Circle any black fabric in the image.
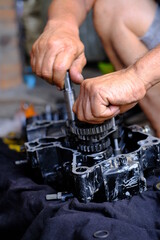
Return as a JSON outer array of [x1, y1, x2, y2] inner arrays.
[[0, 139, 160, 240]]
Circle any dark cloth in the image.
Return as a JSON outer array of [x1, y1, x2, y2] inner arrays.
[[0, 140, 160, 240]]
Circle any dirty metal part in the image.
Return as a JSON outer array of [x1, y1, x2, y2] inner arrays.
[[15, 159, 28, 165], [70, 119, 113, 136], [25, 119, 160, 202], [46, 192, 73, 201], [26, 119, 66, 142], [112, 117, 121, 155], [24, 77, 160, 202], [26, 103, 68, 142], [93, 230, 109, 239], [63, 71, 75, 121]]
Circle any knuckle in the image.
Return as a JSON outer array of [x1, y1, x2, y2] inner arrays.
[[47, 39, 56, 49], [81, 80, 87, 88], [47, 57, 54, 67], [53, 62, 67, 72], [82, 80, 91, 92], [38, 40, 45, 50], [41, 70, 50, 79], [70, 45, 78, 55], [90, 84, 98, 95]]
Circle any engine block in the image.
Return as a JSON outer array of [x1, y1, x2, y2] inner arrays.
[[25, 112, 160, 203]]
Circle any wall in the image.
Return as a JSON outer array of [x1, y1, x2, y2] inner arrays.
[[0, 0, 22, 90]]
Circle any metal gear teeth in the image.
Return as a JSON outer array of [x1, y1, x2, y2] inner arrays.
[[70, 119, 113, 136], [77, 138, 110, 153]]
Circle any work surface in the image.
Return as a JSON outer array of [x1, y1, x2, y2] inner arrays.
[[0, 139, 160, 240]]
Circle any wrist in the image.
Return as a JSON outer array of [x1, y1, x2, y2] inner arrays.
[[133, 57, 152, 91], [126, 65, 147, 101], [46, 19, 80, 36], [133, 47, 160, 91]]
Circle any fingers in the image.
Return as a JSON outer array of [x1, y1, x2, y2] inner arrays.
[[32, 50, 86, 88], [73, 90, 135, 123], [73, 99, 120, 123], [52, 48, 84, 89], [70, 53, 87, 84], [73, 85, 120, 123], [72, 67, 141, 123], [30, 37, 86, 88], [31, 37, 47, 76]]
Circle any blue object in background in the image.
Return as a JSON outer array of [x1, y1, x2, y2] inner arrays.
[[24, 66, 36, 89]]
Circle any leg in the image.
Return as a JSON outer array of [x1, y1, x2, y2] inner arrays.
[[93, 0, 160, 137]]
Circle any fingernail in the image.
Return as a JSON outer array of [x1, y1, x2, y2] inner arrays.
[[78, 73, 84, 81]]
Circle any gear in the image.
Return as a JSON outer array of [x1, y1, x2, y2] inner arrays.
[[77, 138, 111, 153], [70, 119, 113, 136]]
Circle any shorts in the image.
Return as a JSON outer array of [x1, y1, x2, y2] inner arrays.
[[140, 4, 160, 49]]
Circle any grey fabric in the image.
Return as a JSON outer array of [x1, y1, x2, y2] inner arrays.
[[140, 4, 160, 49]]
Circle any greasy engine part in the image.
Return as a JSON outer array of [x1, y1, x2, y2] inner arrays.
[[25, 116, 160, 203], [24, 73, 160, 202]]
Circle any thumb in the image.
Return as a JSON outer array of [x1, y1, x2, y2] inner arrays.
[[70, 53, 86, 84], [101, 105, 120, 118]]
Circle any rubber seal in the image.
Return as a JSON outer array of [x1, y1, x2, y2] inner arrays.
[[93, 230, 109, 238]]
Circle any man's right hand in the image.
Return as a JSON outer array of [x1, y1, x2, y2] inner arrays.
[[30, 20, 86, 89]]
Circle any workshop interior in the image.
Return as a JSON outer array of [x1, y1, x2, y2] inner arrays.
[[0, 0, 160, 240]]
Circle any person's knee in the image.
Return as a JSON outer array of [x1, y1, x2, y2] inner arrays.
[[93, 0, 126, 42], [93, 0, 157, 40]]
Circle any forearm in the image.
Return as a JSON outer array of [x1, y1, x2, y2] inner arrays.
[[134, 44, 160, 90], [48, 0, 95, 29]]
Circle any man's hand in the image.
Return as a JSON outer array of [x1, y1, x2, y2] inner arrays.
[[73, 67, 146, 123], [30, 20, 86, 89]]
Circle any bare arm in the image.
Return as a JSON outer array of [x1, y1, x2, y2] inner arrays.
[[134, 44, 160, 90], [73, 44, 160, 123], [48, 0, 95, 26], [31, 0, 95, 88]]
